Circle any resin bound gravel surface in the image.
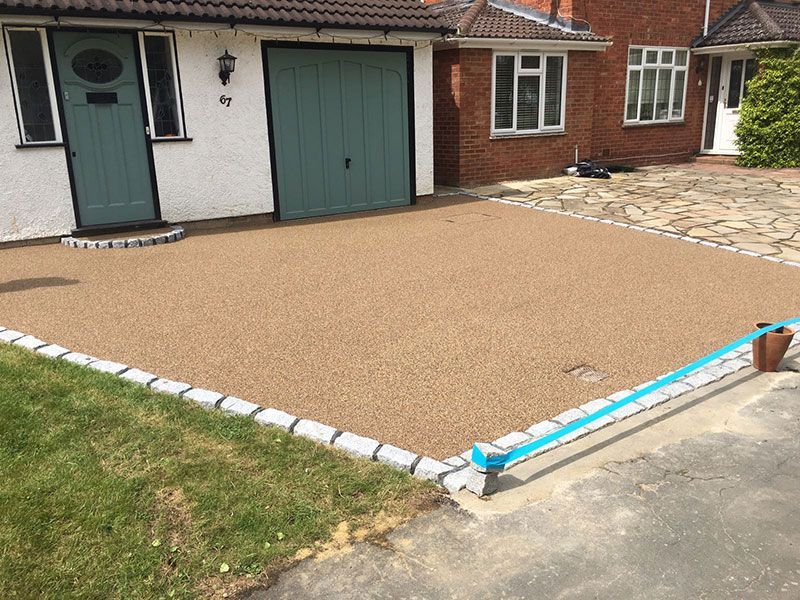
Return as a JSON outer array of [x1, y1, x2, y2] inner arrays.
[[1, 195, 799, 458]]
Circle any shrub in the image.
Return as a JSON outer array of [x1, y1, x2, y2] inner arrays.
[[736, 46, 800, 168]]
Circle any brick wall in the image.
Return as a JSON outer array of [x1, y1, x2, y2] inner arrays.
[[430, 0, 745, 186], [585, 0, 740, 167], [433, 48, 462, 185], [433, 48, 598, 186]]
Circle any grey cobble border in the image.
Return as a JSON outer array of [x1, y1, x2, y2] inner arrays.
[[436, 190, 800, 270], [429, 190, 800, 493], [3, 320, 797, 496], [61, 225, 185, 250], [439, 331, 800, 494], [0, 325, 455, 487]]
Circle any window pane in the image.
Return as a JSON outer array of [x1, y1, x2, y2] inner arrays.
[[144, 35, 181, 137], [639, 68, 657, 120], [743, 59, 758, 99], [660, 50, 674, 65], [676, 50, 688, 66], [645, 50, 658, 64], [493, 55, 514, 130], [516, 75, 540, 130], [543, 56, 563, 127], [672, 70, 685, 118], [728, 59, 743, 109], [626, 70, 640, 120], [8, 30, 55, 142], [655, 68, 672, 120], [628, 48, 643, 66], [520, 55, 540, 70]]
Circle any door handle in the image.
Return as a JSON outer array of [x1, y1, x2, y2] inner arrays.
[[345, 157, 351, 169]]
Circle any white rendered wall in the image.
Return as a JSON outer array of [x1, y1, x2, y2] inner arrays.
[[0, 20, 75, 242], [0, 18, 435, 241], [153, 29, 272, 223], [413, 45, 434, 196]]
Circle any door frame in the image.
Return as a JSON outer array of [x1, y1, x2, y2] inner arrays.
[[700, 50, 754, 156], [47, 27, 163, 234], [261, 40, 417, 222]]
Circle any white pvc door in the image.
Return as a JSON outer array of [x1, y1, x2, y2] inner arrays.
[[713, 54, 757, 154]]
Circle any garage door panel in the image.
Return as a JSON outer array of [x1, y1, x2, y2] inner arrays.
[[381, 68, 409, 203], [266, 46, 411, 220], [297, 63, 330, 213], [274, 68, 305, 218], [364, 65, 388, 205], [321, 61, 348, 210], [342, 61, 369, 208]]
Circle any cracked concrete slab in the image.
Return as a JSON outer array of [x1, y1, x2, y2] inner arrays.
[[249, 353, 800, 599]]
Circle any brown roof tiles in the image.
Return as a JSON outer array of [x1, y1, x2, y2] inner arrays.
[[431, 0, 608, 42], [696, 0, 800, 47], [0, 0, 453, 32]]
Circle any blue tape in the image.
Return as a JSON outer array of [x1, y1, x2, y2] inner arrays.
[[472, 318, 800, 471]]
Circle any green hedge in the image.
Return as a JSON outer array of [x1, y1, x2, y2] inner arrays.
[[736, 46, 800, 168]]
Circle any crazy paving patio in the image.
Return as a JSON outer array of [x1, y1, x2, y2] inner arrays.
[[470, 163, 800, 262], [1, 190, 799, 459]]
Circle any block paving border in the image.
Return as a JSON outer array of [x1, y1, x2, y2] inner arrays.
[[431, 189, 800, 493], [5, 192, 798, 495], [438, 190, 800, 270], [0, 325, 452, 485], [61, 225, 185, 249], [4, 317, 796, 496]]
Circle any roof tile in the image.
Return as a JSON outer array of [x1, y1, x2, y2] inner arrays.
[[0, 0, 452, 32], [431, 0, 607, 42], [697, 0, 800, 47]]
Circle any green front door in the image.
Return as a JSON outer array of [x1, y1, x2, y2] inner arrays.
[[52, 31, 156, 227], [266, 47, 411, 220]]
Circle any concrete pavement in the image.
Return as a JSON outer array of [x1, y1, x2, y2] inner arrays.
[[251, 353, 800, 599]]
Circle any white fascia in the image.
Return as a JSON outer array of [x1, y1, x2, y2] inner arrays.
[[692, 40, 795, 54], [0, 14, 445, 42], [436, 37, 611, 52]]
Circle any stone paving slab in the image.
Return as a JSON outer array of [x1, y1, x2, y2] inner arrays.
[[469, 164, 800, 261]]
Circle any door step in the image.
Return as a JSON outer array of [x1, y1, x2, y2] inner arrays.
[[694, 154, 738, 166]]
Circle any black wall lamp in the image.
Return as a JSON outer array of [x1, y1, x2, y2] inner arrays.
[[218, 49, 237, 85]]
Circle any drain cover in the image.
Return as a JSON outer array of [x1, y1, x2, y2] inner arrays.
[[443, 213, 499, 224], [565, 364, 609, 383]]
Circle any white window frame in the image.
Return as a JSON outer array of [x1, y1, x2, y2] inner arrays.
[[138, 31, 186, 140], [3, 26, 62, 145], [624, 45, 689, 125], [491, 51, 568, 136]]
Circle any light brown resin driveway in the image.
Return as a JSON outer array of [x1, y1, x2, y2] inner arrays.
[[2, 196, 799, 458]]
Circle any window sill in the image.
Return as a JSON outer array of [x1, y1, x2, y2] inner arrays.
[[490, 130, 566, 140], [622, 120, 685, 129], [151, 136, 193, 143], [15, 142, 64, 149]]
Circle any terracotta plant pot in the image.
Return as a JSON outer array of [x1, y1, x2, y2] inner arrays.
[[752, 322, 795, 372]]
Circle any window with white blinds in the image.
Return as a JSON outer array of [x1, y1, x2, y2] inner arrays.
[[492, 52, 567, 135]]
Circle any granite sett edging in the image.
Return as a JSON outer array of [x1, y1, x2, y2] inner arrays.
[[61, 225, 185, 249], [0, 325, 457, 487], [436, 329, 800, 494], [437, 190, 800, 270]]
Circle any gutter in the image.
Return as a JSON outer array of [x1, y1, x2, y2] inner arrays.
[[692, 39, 797, 54], [0, 7, 455, 36], [436, 37, 612, 52]]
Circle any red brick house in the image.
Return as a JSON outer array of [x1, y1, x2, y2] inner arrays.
[[427, 0, 800, 186]]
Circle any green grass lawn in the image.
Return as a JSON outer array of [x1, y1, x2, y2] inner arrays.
[[0, 343, 435, 599]]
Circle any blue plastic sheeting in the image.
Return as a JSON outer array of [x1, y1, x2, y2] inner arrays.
[[472, 318, 800, 471]]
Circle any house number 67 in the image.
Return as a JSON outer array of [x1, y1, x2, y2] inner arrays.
[[219, 95, 232, 107]]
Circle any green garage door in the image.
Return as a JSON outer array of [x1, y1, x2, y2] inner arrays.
[[266, 47, 411, 220]]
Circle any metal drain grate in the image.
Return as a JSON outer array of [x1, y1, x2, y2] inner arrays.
[[443, 213, 499, 224], [565, 364, 609, 383]]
